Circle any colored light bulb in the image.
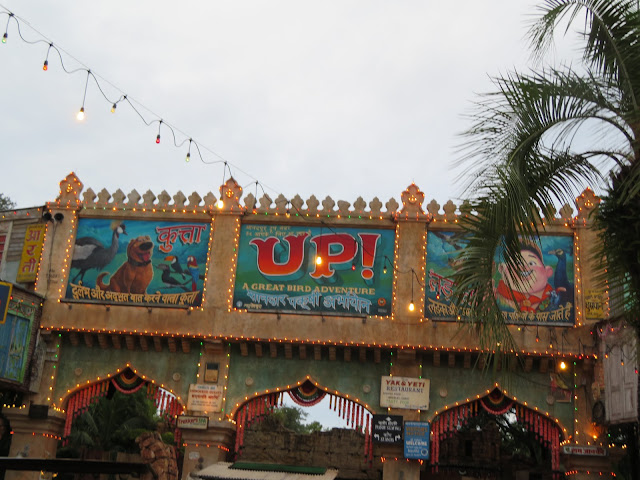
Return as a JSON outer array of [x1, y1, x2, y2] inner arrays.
[[217, 200, 224, 209], [43, 60, 48, 71], [156, 134, 161, 144], [383, 265, 387, 274], [2, 33, 7, 43], [111, 103, 117, 113], [186, 152, 191, 162], [408, 301, 415, 312], [76, 107, 85, 121]]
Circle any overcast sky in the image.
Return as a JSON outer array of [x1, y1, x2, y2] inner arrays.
[[1, 1, 571, 210]]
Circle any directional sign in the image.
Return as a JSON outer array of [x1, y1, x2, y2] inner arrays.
[[372, 414, 403, 445]]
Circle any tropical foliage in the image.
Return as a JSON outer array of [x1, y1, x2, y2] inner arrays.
[[452, 0, 640, 349], [258, 406, 324, 434], [58, 390, 159, 459]]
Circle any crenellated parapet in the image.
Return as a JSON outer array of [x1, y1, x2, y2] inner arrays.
[[48, 173, 603, 224]]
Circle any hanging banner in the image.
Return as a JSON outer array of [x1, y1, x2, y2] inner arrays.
[[16, 224, 46, 283], [66, 218, 210, 308], [233, 224, 394, 316], [404, 421, 430, 460], [372, 414, 403, 445], [380, 376, 430, 410], [426, 231, 575, 325]]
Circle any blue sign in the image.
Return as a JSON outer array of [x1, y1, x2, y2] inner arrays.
[[404, 421, 430, 460]]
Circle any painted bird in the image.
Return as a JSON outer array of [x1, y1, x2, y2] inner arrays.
[[187, 256, 199, 292], [164, 255, 187, 279], [156, 264, 191, 290], [71, 222, 127, 284]]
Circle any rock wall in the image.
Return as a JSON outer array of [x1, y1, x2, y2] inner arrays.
[[137, 432, 179, 480], [239, 426, 380, 479]]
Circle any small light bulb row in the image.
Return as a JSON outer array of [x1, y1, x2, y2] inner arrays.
[[228, 218, 241, 313], [231, 374, 372, 419], [57, 211, 77, 303], [56, 362, 181, 409], [217, 343, 231, 421]]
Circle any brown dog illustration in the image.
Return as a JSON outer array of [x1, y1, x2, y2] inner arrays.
[[96, 236, 154, 294]]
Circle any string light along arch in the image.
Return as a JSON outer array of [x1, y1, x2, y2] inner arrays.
[[231, 375, 376, 460], [427, 385, 566, 475], [59, 363, 185, 444]]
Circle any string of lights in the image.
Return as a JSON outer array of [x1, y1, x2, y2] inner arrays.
[[0, 6, 282, 197]]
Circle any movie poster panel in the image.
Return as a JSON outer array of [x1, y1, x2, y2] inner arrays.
[[233, 224, 394, 316], [66, 218, 211, 308], [426, 231, 574, 325]]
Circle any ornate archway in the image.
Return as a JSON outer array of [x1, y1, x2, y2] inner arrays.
[[233, 379, 375, 461], [62, 367, 184, 442], [430, 388, 565, 477]]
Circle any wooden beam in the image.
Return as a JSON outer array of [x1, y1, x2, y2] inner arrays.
[[359, 348, 367, 362], [125, 336, 135, 351], [153, 337, 163, 352], [314, 346, 322, 361], [240, 343, 249, 356], [111, 335, 121, 350], [97, 334, 109, 349], [329, 347, 336, 361], [344, 348, 351, 362], [284, 344, 292, 359], [167, 337, 177, 353], [139, 336, 149, 352], [181, 339, 191, 353], [69, 332, 79, 346], [374, 349, 381, 363], [270, 343, 278, 358], [299, 345, 307, 360], [448, 353, 456, 368], [255, 343, 263, 357], [83, 333, 94, 348], [433, 352, 441, 367]]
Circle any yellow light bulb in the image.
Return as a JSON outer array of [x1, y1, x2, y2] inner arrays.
[[315, 256, 322, 265], [76, 107, 85, 121], [559, 361, 567, 370], [217, 200, 224, 209], [408, 302, 415, 312]]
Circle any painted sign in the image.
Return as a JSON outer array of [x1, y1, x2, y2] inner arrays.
[[16, 224, 46, 283], [187, 384, 223, 412], [177, 415, 209, 430], [404, 421, 430, 460], [0, 313, 32, 383], [372, 415, 403, 445], [380, 376, 430, 410], [585, 289, 604, 320], [426, 231, 575, 325], [66, 218, 210, 308], [0, 282, 11, 325], [233, 224, 394, 316], [562, 445, 607, 456]]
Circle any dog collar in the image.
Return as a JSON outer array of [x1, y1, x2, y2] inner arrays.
[[128, 258, 151, 267]]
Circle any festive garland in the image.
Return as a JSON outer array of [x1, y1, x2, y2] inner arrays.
[[287, 380, 326, 407], [111, 368, 145, 394]]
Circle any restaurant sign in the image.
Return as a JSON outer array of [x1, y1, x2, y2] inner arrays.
[[177, 415, 209, 430], [233, 224, 394, 316], [380, 376, 430, 410]]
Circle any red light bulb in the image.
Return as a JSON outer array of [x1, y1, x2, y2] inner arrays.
[[43, 60, 48, 71], [156, 134, 161, 144]]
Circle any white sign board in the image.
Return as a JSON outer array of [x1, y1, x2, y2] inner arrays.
[[562, 445, 607, 456], [380, 376, 430, 410], [187, 384, 223, 412]]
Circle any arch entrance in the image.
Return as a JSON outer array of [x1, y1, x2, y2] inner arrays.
[[430, 388, 564, 479], [233, 379, 375, 470], [62, 367, 184, 444]]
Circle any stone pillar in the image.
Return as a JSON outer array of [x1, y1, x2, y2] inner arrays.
[[4, 409, 64, 480], [180, 422, 235, 480]]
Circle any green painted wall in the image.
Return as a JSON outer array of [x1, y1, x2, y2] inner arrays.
[[54, 335, 200, 404], [226, 344, 391, 414], [226, 344, 574, 435]]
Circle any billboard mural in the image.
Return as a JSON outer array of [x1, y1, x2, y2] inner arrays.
[[233, 224, 394, 316], [426, 231, 574, 325], [66, 218, 211, 308]]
